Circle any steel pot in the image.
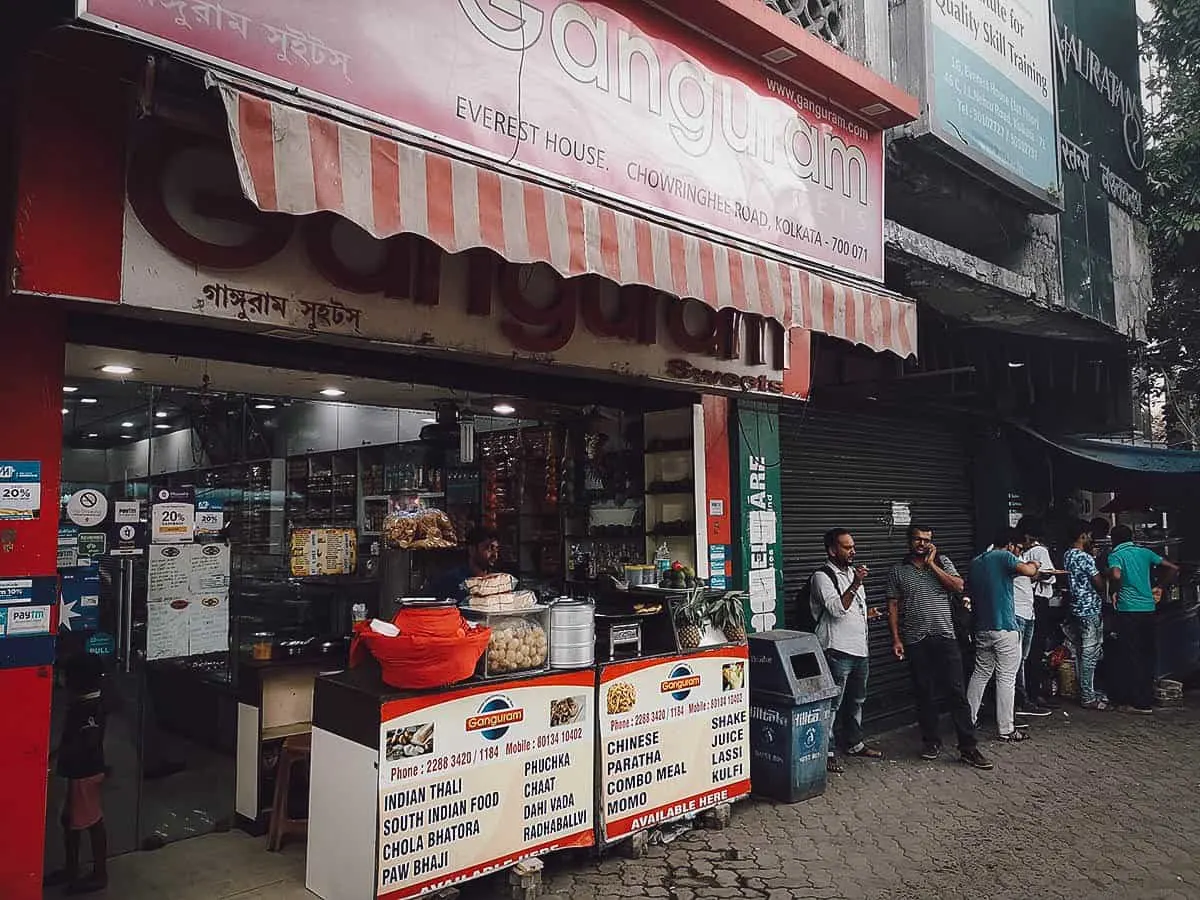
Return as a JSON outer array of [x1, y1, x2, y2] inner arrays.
[[549, 597, 595, 669]]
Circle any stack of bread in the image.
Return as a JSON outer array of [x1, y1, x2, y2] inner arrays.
[[464, 573, 537, 611]]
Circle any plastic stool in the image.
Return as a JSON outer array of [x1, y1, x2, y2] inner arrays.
[[267, 732, 312, 852]]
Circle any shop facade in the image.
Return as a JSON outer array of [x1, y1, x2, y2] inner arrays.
[[0, 3, 921, 897]]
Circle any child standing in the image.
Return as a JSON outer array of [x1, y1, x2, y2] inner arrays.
[[46, 653, 108, 894]]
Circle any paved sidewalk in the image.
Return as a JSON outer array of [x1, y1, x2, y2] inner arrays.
[[534, 700, 1200, 900], [75, 699, 1200, 900]]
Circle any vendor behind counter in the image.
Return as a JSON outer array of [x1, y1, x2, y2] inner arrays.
[[429, 527, 501, 602]]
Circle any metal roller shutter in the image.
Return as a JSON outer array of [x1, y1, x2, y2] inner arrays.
[[779, 406, 975, 732]]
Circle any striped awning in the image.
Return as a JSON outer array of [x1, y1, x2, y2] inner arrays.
[[218, 85, 917, 359]]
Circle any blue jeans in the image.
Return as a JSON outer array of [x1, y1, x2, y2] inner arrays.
[[825, 649, 868, 753], [1070, 614, 1105, 704], [1015, 615, 1037, 705]]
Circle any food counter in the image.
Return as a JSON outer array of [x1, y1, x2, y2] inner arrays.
[[597, 645, 750, 843], [305, 629, 750, 899], [306, 665, 595, 900]]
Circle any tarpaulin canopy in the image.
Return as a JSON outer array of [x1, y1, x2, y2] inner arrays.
[[1013, 424, 1200, 498], [215, 82, 919, 360]]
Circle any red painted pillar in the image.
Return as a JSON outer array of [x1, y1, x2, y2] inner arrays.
[[0, 299, 65, 900]]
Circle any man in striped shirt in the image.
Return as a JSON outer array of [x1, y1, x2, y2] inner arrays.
[[887, 525, 992, 770]]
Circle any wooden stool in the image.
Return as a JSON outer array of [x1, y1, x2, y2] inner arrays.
[[267, 732, 312, 852]]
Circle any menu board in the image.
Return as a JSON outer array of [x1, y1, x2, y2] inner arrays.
[[146, 542, 231, 660], [376, 671, 595, 899], [290, 528, 357, 577], [598, 646, 751, 842]]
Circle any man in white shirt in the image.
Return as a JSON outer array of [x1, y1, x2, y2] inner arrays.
[[812, 528, 884, 772], [1013, 517, 1055, 717]]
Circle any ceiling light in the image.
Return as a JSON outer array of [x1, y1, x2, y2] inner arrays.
[[320, 388, 346, 398], [421, 417, 437, 424], [121, 434, 133, 440], [155, 411, 169, 419], [86, 432, 98, 438], [100, 364, 134, 375], [255, 403, 277, 410], [1007, 361, 1026, 369], [62, 408, 69, 415], [120, 421, 134, 428], [154, 424, 170, 430], [63, 386, 78, 393], [492, 402, 516, 415], [80, 398, 98, 405]]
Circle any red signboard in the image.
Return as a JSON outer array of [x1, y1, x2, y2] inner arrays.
[[78, 0, 885, 280]]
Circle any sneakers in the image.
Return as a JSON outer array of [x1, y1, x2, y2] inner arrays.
[[920, 742, 942, 760], [1081, 699, 1110, 711], [960, 747, 994, 769], [1016, 703, 1052, 717]]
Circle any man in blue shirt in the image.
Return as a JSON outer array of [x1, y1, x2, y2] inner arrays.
[[1063, 520, 1108, 709], [966, 528, 1041, 741], [1107, 524, 1178, 713]]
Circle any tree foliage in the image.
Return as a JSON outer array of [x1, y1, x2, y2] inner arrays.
[[1145, 0, 1200, 443]]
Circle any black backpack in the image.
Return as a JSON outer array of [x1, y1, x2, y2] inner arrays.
[[795, 563, 839, 633]]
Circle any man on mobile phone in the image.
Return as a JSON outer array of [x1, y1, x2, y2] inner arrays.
[[811, 528, 885, 774], [887, 526, 992, 770]]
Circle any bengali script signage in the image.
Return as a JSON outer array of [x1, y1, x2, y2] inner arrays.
[[1053, 0, 1146, 328], [119, 132, 806, 398], [79, 0, 885, 279], [376, 671, 594, 899], [598, 646, 750, 842], [927, 0, 1060, 204]]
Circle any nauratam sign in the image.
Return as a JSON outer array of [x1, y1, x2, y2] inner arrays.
[[79, 0, 886, 280]]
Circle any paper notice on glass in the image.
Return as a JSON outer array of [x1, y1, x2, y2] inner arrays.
[[148, 544, 192, 601], [189, 593, 229, 655], [147, 597, 190, 660], [190, 543, 231, 593]]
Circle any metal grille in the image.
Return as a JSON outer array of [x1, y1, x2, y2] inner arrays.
[[779, 406, 975, 732], [764, 0, 848, 49]]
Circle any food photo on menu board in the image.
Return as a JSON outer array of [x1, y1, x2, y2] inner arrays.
[[374, 671, 595, 899]]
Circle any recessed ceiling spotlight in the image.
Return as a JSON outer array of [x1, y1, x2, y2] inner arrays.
[[1007, 361, 1026, 369], [154, 424, 170, 430], [63, 386, 78, 393], [80, 398, 98, 405], [100, 364, 134, 375], [492, 402, 516, 415], [255, 403, 277, 410], [320, 388, 346, 398], [120, 421, 134, 428], [86, 432, 99, 438], [155, 411, 169, 419]]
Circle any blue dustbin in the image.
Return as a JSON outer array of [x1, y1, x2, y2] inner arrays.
[[748, 630, 841, 803]]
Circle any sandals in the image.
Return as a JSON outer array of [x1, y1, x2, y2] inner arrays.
[[997, 729, 1030, 743], [846, 745, 885, 760]]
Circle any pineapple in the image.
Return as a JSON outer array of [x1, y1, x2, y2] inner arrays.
[[675, 602, 703, 649], [674, 587, 706, 649], [711, 591, 749, 644]]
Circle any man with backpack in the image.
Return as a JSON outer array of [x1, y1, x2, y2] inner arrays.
[[806, 528, 884, 773]]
